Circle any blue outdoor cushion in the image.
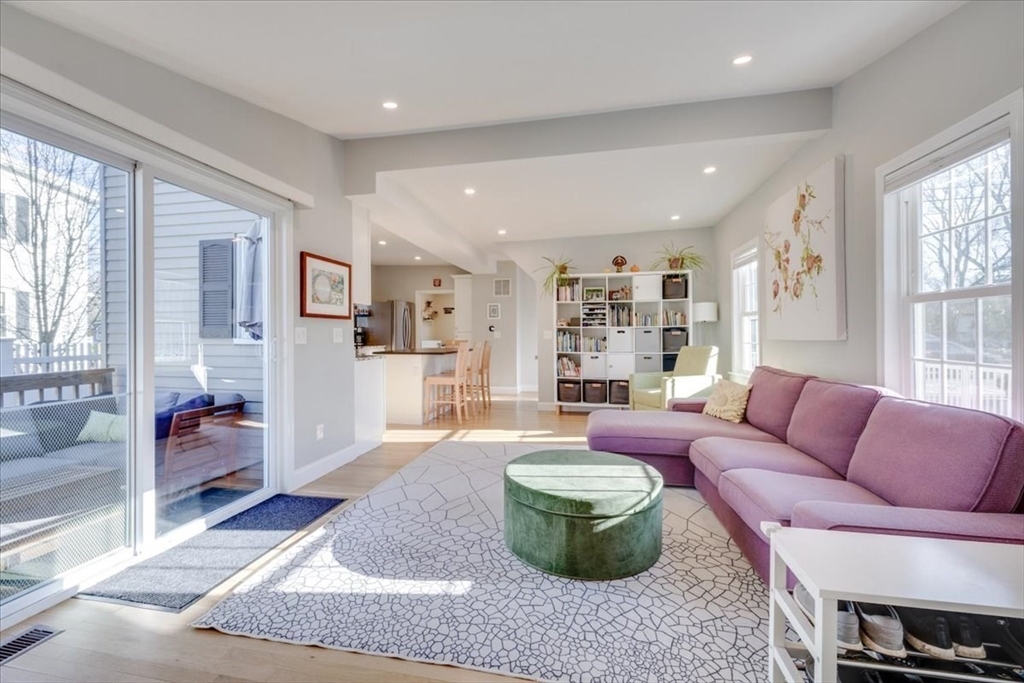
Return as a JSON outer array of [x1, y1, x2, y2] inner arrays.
[[155, 393, 214, 441]]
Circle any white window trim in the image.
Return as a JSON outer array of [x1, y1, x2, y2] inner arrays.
[[731, 238, 760, 383], [877, 89, 1023, 421]]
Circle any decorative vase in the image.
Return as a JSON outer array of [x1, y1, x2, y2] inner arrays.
[[668, 257, 683, 270]]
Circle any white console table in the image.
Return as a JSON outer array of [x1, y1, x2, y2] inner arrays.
[[763, 523, 1024, 683]]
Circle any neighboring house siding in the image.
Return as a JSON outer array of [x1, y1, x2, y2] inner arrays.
[[103, 166, 129, 395], [152, 180, 264, 415]]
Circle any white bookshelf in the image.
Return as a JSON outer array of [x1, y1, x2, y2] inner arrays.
[[553, 270, 693, 413]]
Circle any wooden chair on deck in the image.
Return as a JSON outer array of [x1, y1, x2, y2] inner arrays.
[[423, 341, 471, 424]]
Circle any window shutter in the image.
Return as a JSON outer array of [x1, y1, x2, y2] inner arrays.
[[0, 192, 7, 238], [15, 291, 29, 338], [15, 196, 29, 243], [199, 238, 234, 338]]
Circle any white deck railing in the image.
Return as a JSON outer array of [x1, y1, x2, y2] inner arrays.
[[916, 363, 1013, 418], [7, 340, 104, 375]]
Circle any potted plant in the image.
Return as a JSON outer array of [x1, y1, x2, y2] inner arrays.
[[650, 242, 708, 272], [537, 257, 576, 295]]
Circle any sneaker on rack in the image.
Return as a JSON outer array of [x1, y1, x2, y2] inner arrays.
[[854, 602, 908, 659], [979, 616, 1024, 665], [894, 606, 955, 660], [793, 582, 864, 652], [950, 614, 987, 660]]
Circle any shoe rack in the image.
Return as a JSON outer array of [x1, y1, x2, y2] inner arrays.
[[762, 523, 1024, 683]]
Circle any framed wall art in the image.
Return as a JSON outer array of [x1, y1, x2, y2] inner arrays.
[[300, 251, 352, 319], [487, 303, 501, 320], [764, 156, 847, 341]]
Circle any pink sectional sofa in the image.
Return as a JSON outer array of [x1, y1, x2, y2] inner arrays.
[[586, 366, 1024, 582]]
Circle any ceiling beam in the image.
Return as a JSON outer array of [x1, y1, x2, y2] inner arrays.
[[343, 88, 832, 195]]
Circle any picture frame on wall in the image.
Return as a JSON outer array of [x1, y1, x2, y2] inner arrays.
[[300, 251, 352, 319], [487, 303, 501, 320]]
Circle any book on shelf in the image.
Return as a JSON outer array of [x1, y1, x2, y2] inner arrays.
[[557, 356, 581, 377], [556, 330, 581, 352], [609, 304, 632, 327], [556, 281, 582, 302], [662, 310, 688, 326]]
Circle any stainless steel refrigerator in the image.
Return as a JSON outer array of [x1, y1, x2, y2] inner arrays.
[[366, 300, 414, 350]]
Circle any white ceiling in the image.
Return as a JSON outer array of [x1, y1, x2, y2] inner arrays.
[[11, 0, 963, 138], [370, 223, 450, 266], [381, 136, 811, 248]]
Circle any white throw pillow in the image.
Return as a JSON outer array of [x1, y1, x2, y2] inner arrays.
[[77, 411, 127, 443], [701, 380, 751, 423]]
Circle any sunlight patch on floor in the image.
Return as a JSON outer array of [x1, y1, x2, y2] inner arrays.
[[444, 429, 587, 443], [382, 429, 453, 443]]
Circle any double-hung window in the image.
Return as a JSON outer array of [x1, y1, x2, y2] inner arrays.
[[881, 103, 1020, 419], [732, 241, 759, 378]]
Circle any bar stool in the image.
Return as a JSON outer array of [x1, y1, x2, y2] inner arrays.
[[424, 341, 471, 424], [465, 342, 485, 415], [479, 340, 492, 408]]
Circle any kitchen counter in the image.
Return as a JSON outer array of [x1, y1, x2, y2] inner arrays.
[[378, 349, 458, 355], [382, 351, 458, 424]]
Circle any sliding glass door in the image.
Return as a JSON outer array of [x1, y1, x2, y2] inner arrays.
[[0, 97, 282, 616], [151, 177, 268, 535], [0, 125, 132, 605]]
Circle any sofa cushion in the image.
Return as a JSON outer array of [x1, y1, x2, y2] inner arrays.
[[847, 398, 1024, 513], [586, 409, 780, 458], [690, 437, 843, 488], [155, 393, 214, 440], [31, 395, 119, 453], [786, 379, 886, 476], [46, 441, 127, 469], [719, 469, 890, 541], [701, 379, 750, 423], [0, 408, 46, 461], [155, 391, 180, 413], [744, 366, 814, 441]]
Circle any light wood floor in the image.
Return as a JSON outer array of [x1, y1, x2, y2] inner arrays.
[[0, 397, 591, 683]]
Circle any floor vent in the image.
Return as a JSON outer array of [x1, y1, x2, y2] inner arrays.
[[0, 625, 62, 665]]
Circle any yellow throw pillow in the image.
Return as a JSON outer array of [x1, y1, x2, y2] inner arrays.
[[702, 379, 751, 423], [77, 411, 126, 443]]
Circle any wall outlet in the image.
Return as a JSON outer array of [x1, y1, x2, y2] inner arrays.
[[333, 328, 344, 344], [493, 330, 502, 339], [316, 424, 324, 440], [295, 327, 307, 345]]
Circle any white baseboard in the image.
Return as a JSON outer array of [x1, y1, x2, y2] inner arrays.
[[285, 440, 380, 492], [537, 402, 558, 412], [490, 386, 519, 395]]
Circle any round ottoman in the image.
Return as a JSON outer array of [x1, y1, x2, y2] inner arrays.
[[503, 449, 663, 580]]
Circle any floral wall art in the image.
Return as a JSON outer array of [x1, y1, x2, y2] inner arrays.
[[764, 157, 847, 341]]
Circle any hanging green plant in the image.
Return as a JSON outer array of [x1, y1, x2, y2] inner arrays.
[[536, 256, 576, 295], [650, 242, 708, 272]]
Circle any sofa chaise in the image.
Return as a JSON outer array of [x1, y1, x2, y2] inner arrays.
[[586, 366, 1024, 582]]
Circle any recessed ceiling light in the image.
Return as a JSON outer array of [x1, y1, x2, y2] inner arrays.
[[703, 166, 717, 174], [497, 229, 507, 235], [414, 256, 422, 261], [382, 101, 398, 109], [378, 240, 387, 245], [670, 215, 680, 221], [732, 55, 752, 66], [464, 187, 476, 195]]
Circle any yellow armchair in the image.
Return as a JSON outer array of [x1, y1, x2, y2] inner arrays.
[[629, 346, 720, 410]]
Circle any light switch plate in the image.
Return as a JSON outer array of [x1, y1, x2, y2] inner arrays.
[[542, 329, 553, 340], [295, 327, 307, 345], [333, 328, 344, 344], [493, 331, 502, 339]]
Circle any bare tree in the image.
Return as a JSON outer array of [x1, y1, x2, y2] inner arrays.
[[0, 129, 102, 346]]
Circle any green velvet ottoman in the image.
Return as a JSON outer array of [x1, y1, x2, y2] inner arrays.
[[503, 449, 663, 580]]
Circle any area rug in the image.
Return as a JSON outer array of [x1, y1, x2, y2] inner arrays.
[[192, 443, 768, 682], [81, 494, 345, 612]]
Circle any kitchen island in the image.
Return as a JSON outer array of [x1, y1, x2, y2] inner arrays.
[[379, 349, 458, 425]]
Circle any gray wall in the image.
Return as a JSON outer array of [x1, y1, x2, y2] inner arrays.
[[370, 265, 468, 302], [472, 261, 520, 390], [712, 0, 1024, 384], [1, 4, 354, 470], [502, 226, 717, 403]]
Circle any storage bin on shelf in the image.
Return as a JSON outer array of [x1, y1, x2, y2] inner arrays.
[[609, 380, 630, 405], [583, 381, 608, 404], [557, 380, 582, 403]]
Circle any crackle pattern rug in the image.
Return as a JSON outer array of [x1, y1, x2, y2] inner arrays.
[[192, 442, 768, 682]]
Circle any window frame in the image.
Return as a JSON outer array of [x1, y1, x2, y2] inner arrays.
[[731, 239, 760, 381], [877, 90, 1023, 421]]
